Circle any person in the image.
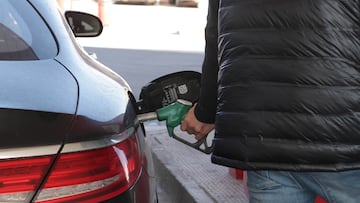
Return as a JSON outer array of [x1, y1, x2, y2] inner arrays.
[[180, 0, 360, 202]]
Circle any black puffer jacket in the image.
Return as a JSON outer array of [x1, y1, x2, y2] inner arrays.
[[201, 0, 360, 171]]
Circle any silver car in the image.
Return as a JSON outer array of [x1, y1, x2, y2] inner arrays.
[[0, 0, 157, 202]]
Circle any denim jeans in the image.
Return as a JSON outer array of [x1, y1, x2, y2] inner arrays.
[[247, 170, 360, 203]]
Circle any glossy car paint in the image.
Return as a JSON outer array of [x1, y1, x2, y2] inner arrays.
[[0, 0, 157, 202]]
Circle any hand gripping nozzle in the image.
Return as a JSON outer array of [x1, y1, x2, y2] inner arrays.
[[137, 99, 214, 154]]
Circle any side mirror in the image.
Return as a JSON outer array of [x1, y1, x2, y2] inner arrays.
[[65, 11, 103, 37], [137, 71, 201, 113]]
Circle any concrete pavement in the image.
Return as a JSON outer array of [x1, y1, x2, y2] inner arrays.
[[146, 122, 249, 203]]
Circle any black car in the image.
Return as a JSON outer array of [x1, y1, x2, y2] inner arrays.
[[0, 0, 157, 202]]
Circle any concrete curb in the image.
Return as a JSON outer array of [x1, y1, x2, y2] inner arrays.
[[146, 123, 248, 203], [152, 149, 215, 203], [148, 124, 216, 203]]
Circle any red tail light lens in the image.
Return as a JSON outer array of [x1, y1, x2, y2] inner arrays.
[[0, 155, 53, 202], [35, 133, 142, 203]]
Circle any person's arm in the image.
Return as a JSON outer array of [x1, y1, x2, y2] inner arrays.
[[180, 0, 219, 139], [194, 0, 219, 123]]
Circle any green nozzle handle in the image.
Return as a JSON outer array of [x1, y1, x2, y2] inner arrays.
[[156, 99, 192, 137]]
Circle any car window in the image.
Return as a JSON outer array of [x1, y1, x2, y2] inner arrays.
[[0, 1, 57, 60]]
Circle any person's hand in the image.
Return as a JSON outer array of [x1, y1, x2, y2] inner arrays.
[[180, 105, 215, 140]]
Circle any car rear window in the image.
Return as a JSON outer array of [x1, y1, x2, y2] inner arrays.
[[0, 1, 57, 60]]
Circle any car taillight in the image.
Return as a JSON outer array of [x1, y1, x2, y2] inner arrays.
[[35, 132, 142, 203], [0, 155, 54, 202]]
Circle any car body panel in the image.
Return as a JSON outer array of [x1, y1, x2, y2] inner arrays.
[[0, 60, 78, 114], [29, 0, 133, 141], [0, 60, 77, 149]]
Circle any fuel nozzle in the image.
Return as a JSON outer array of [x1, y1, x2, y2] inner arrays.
[[156, 99, 192, 137], [137, 99, 214, 154]]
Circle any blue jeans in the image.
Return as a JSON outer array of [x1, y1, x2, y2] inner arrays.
[[247, 170, 360, 203]]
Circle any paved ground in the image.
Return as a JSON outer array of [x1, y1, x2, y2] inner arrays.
[[146, 122, 249, 203], [69, 1, 249, 202]]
